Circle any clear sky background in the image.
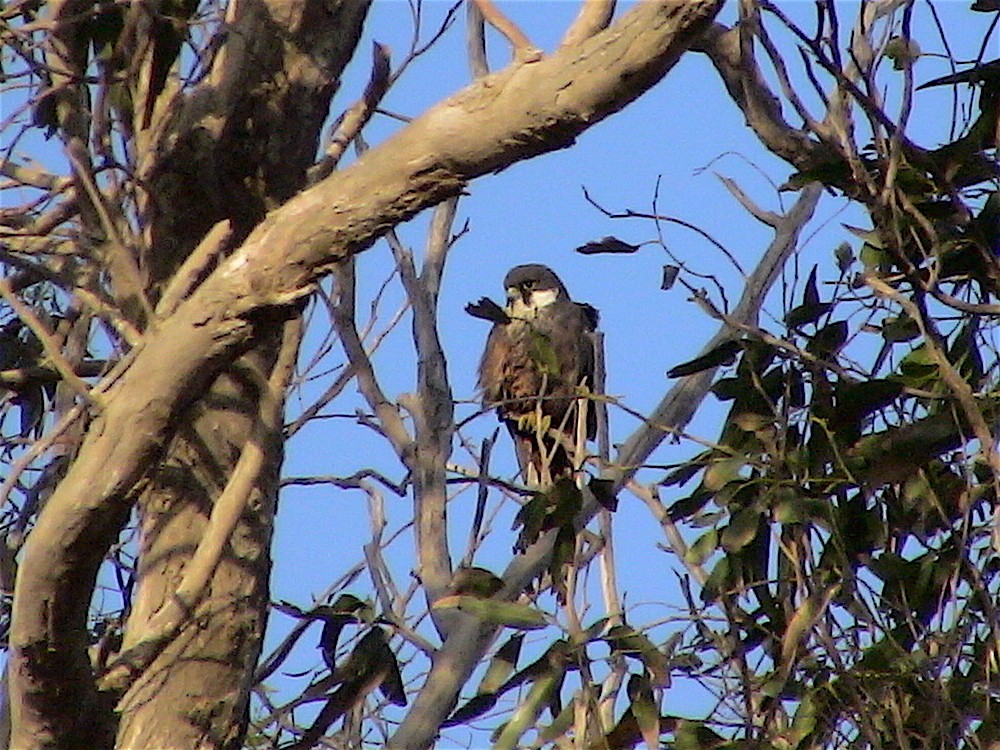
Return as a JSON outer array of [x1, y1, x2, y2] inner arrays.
[[3, 0, 997, 743]]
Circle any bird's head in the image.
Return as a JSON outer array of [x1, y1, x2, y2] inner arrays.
[[503, 264, 569, 318]]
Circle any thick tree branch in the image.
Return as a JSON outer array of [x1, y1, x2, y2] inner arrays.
[[694, 22, 837, 170], [471, 0, 540, 61], [8, 1, 723, 746]]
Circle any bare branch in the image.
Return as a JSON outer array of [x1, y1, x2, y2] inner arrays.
[[471, 0, 541, 61], [561, 0, 616, 48], [309, 42, 392, 184], [466, 0, 489, 79], [331, 260, 414, 461], [389, 198, 459, 611], [694, 22, 835, 170]]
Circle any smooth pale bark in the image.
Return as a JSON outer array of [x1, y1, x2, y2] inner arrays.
[[8, 1, 722, 747]]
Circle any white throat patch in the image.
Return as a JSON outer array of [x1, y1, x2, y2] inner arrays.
[[507, 287, 559, 319], [529, 288, 559, 309]]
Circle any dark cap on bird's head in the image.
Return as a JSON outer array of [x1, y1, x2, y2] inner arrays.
[[503, 264, 569, 299]]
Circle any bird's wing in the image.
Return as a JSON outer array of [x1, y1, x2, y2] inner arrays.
[[477, 323, 511, 406], [541, 300, 596, 389]]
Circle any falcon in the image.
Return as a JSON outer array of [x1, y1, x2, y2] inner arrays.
[[471, 264, 599, 485]]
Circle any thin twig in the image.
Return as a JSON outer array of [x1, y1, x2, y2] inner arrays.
[[471, 0, 541, 61]]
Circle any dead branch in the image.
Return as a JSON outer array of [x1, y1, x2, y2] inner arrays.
[[387, 198, 459, 612], [309, 42, 392, 184], [331, 261, 414, 461], [466, 0, 489, 79], [693, 22, 836, 171]]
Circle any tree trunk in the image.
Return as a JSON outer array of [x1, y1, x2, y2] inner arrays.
[[113, 343, 286, 749]]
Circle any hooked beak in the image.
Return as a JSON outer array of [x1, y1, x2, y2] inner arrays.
[[506, 286, 527, 306]]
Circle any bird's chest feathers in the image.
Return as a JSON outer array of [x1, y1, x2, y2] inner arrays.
[[504, 322, 564, 381]]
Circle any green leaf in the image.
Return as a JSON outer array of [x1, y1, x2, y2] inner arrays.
[[446, 640, 571, 731], [674, 720, 728, 750], [700, 556, 732, 603], [732, 412, 773, 434], [379, 647, 407, 707], [686, 528, 719, 566], [802, 265, 821, 307], [603, 625, 671, 687], [448, 566, 503, 598], [721, 508, 760, 553], [432, 595, 548, 630], [948, 319, 984, 389], [831, 378, 905, 439], [490, 641, 571, 750], [843, 224, 883, 248], [785, 302, 833, 328], [441, 693, 498, 728], [773, 486, 805, 524], [477, 634, 524, 695], [534, 698, 575, 744], [703, 456, 745, 491], [550, 523, 576, 604], [667, 340, 742, 378], [513, 493, 549, 553], [660, 458, 706, 488], [710, 376, 741, 401], [627, 672, 661, 750], [666, 489, 711, 521], [780, 160, 852, 191], [885, 35, 921, 69], [807, 320, 848, 358], [860, 242, 891, 270], [881, 315, 921, 342], [896, 344, 939, 387], [589, 476, 618, 511]]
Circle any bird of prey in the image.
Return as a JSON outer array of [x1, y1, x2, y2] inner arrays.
[[471, 264, 599, 485]]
